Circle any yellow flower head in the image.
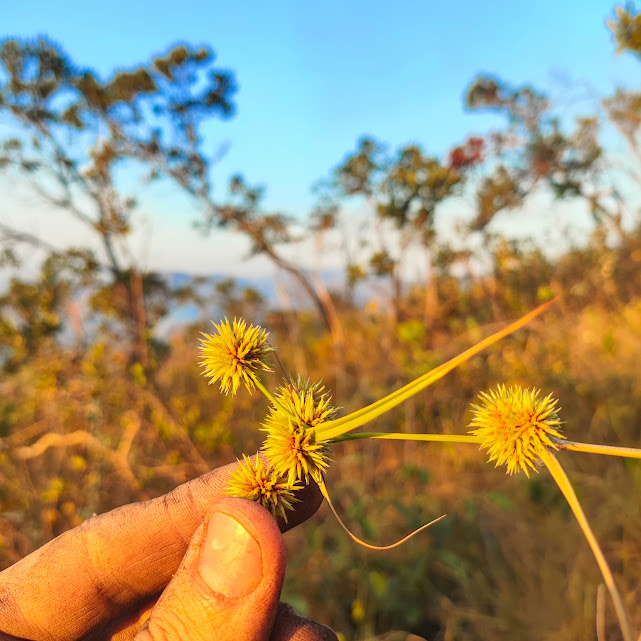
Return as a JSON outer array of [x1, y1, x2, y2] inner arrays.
[[468, 385, 564, 477], [199, 318, 274, 395], [262, 377, 337, 485], [227, 454, 300, 521]]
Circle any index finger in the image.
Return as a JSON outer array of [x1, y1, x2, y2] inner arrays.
[[0, 458, 322, 641]]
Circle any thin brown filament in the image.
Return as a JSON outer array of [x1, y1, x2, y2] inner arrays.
[[267, 340, 289, 380], [317, 475, 446, 550]]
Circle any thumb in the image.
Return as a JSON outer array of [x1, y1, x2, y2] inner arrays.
[[134, 497, 286, 641]]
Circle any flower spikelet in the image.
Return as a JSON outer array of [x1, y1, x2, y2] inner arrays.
[[227, 455, 300, 521], [468, 385, 564, 477], [262, 377, 337, 486], [199, 318, 274, 395]]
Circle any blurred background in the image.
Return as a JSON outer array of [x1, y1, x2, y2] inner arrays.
[[1, 2, 641, 639]]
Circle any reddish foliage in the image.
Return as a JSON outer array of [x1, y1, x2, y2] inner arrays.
[[448, 135, 485, 169]]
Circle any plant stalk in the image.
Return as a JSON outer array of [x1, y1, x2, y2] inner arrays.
[[317, 298, 557, 440], [254, 379, 299, 424], [539, 448, 634, 641], [552, 437, 641, 460], [331, 432, 482, 445]]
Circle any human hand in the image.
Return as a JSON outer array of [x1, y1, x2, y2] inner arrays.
[[0, 459, 337, 641]]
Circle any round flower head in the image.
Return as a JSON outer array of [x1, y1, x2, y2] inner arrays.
[[262, 377, 337, 486], [199, 318, 274, 395], [468, 385, 564, 477], [227, 454, 300, 522]]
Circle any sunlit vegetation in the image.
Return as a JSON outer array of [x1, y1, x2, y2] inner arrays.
[[1, 4, 641, 640]]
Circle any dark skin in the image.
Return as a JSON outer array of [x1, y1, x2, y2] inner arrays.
[[0, 459, 338, 641]]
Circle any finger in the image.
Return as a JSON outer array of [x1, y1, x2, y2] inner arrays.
[[81, 596, 157, 641], [82, 601, 338, 641], [81, 600, 339, 641], [134, 498, 284, 641], [0, 458, 322, 641]]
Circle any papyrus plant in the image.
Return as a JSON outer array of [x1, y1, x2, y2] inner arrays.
[[199, 304, 640, 640]]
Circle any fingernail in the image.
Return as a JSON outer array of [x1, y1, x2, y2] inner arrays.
[[198, 512, 262, 598]]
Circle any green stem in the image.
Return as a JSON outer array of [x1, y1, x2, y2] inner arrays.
[[317, 298, 556, 441], [539, 448, 634, 641], [254, 379, 299, 424], [331, 432, 482, 445]]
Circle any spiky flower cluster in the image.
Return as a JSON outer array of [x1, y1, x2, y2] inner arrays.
[[262, 377, 337, 485], [468, 385, 564, 476], [202, 306, 562, 523], [227, 455, 300, 522], [202, 310, 639, 641], [199, 318, 274, 395], [200, 319, 323, 519]]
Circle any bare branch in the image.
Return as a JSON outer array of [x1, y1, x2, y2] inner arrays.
[[14, 430, 139, 490], [0, 221, 59, 254]]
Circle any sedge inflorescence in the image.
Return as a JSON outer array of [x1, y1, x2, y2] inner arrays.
[[468, 385, 564, 476], [227, 454, 301, 521], [200, 310, 638, 640], [262, 377, 336, 485], [200, 319, 336, 516], [199, 318, 274, 395], [199, 303, 557, 521], [226, 377, 335, 515]]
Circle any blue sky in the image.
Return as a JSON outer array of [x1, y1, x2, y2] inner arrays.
[[1, 1, 640, 274]]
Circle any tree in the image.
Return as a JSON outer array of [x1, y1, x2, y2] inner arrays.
[[316, 136, 482, 324], [0, 37, 236, 361], [0, 37, 332, 362], [0, 38, 237, 270], [315, 4, 641, 330], [464, 76, 607, 234]]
